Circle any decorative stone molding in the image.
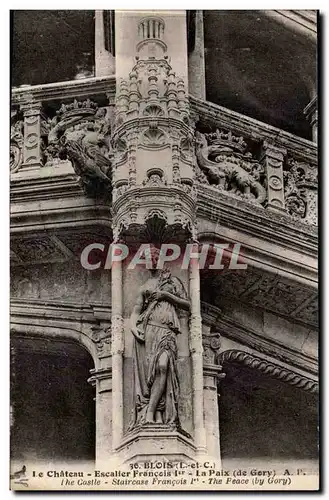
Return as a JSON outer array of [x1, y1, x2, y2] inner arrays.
[[10, 118, 24, 173], [202, 330, 222, 365], [20, 100, 46, 170], [219, 349, 318, 393], [90, 323, 112, 358], [201, 301, 317, 375], [87, 367, 112, 389], [12, 76, 116, 106], [195, 129, 266, 204], [260, 140, 287, 212], [111, 16, 197, 243], [284, 158, 317, 226], [196, 183, 318, 262]]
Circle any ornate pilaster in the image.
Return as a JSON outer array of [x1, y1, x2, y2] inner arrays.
[[111, 251, 124, 450], [202, 325, 225, 460], [188, 10, 206, 100], [260, 141, 287, 213], [189, 242, 207, 454], [20, 100, 45, 171], [88, 367, 113, 465]]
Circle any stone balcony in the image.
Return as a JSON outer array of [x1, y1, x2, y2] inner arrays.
[[10, 77, 317, 281], [11, 77, 317, 221]]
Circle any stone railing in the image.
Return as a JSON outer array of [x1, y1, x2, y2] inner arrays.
[[10, 77, 116, 184], [191, 96, 318, 227]]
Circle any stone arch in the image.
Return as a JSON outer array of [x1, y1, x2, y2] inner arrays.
[[10, 322, 100, 369], [218, 348, 318, 469], [11, 325, 97, 465], [219, 349, 318, 394]]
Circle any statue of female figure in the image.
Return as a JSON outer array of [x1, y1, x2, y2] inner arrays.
[[129, 253, 190, 427]]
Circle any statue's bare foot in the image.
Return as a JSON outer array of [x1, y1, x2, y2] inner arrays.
[[145, 413, 156, 424], [155, 411, 163, 424]]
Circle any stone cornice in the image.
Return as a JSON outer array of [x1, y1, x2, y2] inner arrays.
[[10, 299, 113, 366], [10, 169, 112, 234], [190, 96, 317, 163], [10, 168, 83, 202], [262, 10, 317, 42], [10, 298, 111, 323], [197, 184, 318, 269], [201, 301, 318, 376], [11, 76, 116, 106], [219, 349, 318, 394]]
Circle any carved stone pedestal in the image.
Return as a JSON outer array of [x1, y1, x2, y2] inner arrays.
[[116, 424, 197, 463]]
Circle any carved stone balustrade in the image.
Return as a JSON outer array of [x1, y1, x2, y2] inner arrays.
[[10, 76, 116, 178], [10, 61, 318, 228], [11, 77, 116, 198], [192, 96, 318, 227]]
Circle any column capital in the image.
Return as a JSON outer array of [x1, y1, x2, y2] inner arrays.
[[261, 140, 287, 160], [88, 367, 112, 386], [20, 100, 43, 116]]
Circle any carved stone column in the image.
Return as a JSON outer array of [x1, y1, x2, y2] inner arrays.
[[188, 10, 206, 100], [88, 367, 113, 465], [202, 324, 225, 461], [110, 13, 200, 464], [304, 96, 318, 143], [111, 253, 124, 450], [260, 141, 287, 213], [95, 10, 115, 77], [189, 243, 207, 454], [20, 101, 45, 171]]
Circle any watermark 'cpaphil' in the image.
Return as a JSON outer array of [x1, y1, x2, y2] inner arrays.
[[80, 242, 247, 271]]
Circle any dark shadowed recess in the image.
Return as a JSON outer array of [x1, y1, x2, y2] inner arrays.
[[11, 10, 95, 87], [204, 10, 317, 140], [220, 362, 318, 466], [11, 336, 95, 462]]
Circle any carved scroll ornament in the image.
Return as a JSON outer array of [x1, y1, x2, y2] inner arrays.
[[284, 158, 318, 226]]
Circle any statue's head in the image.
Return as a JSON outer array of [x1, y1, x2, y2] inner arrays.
[[147, 245, 160, 272]]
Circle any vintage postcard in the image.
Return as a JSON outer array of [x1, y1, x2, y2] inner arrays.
[[10, 9, 318, 491]]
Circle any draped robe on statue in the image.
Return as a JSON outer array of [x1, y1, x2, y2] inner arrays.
[[129, 273, 185, 427]]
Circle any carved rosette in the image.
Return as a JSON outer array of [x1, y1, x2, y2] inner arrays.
[[284, 158, 318, 226], [111, 16, 197, 242], [195, 129, 266, 204]]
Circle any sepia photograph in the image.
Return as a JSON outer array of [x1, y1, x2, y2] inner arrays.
[[9, 8, 318, 491]]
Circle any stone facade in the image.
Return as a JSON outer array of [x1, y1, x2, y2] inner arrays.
[[10, 10, 318, 480]]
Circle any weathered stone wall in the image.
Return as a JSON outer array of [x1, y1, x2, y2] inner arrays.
[[11, 261, 112, 305], [219, 300, 317, 361]]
